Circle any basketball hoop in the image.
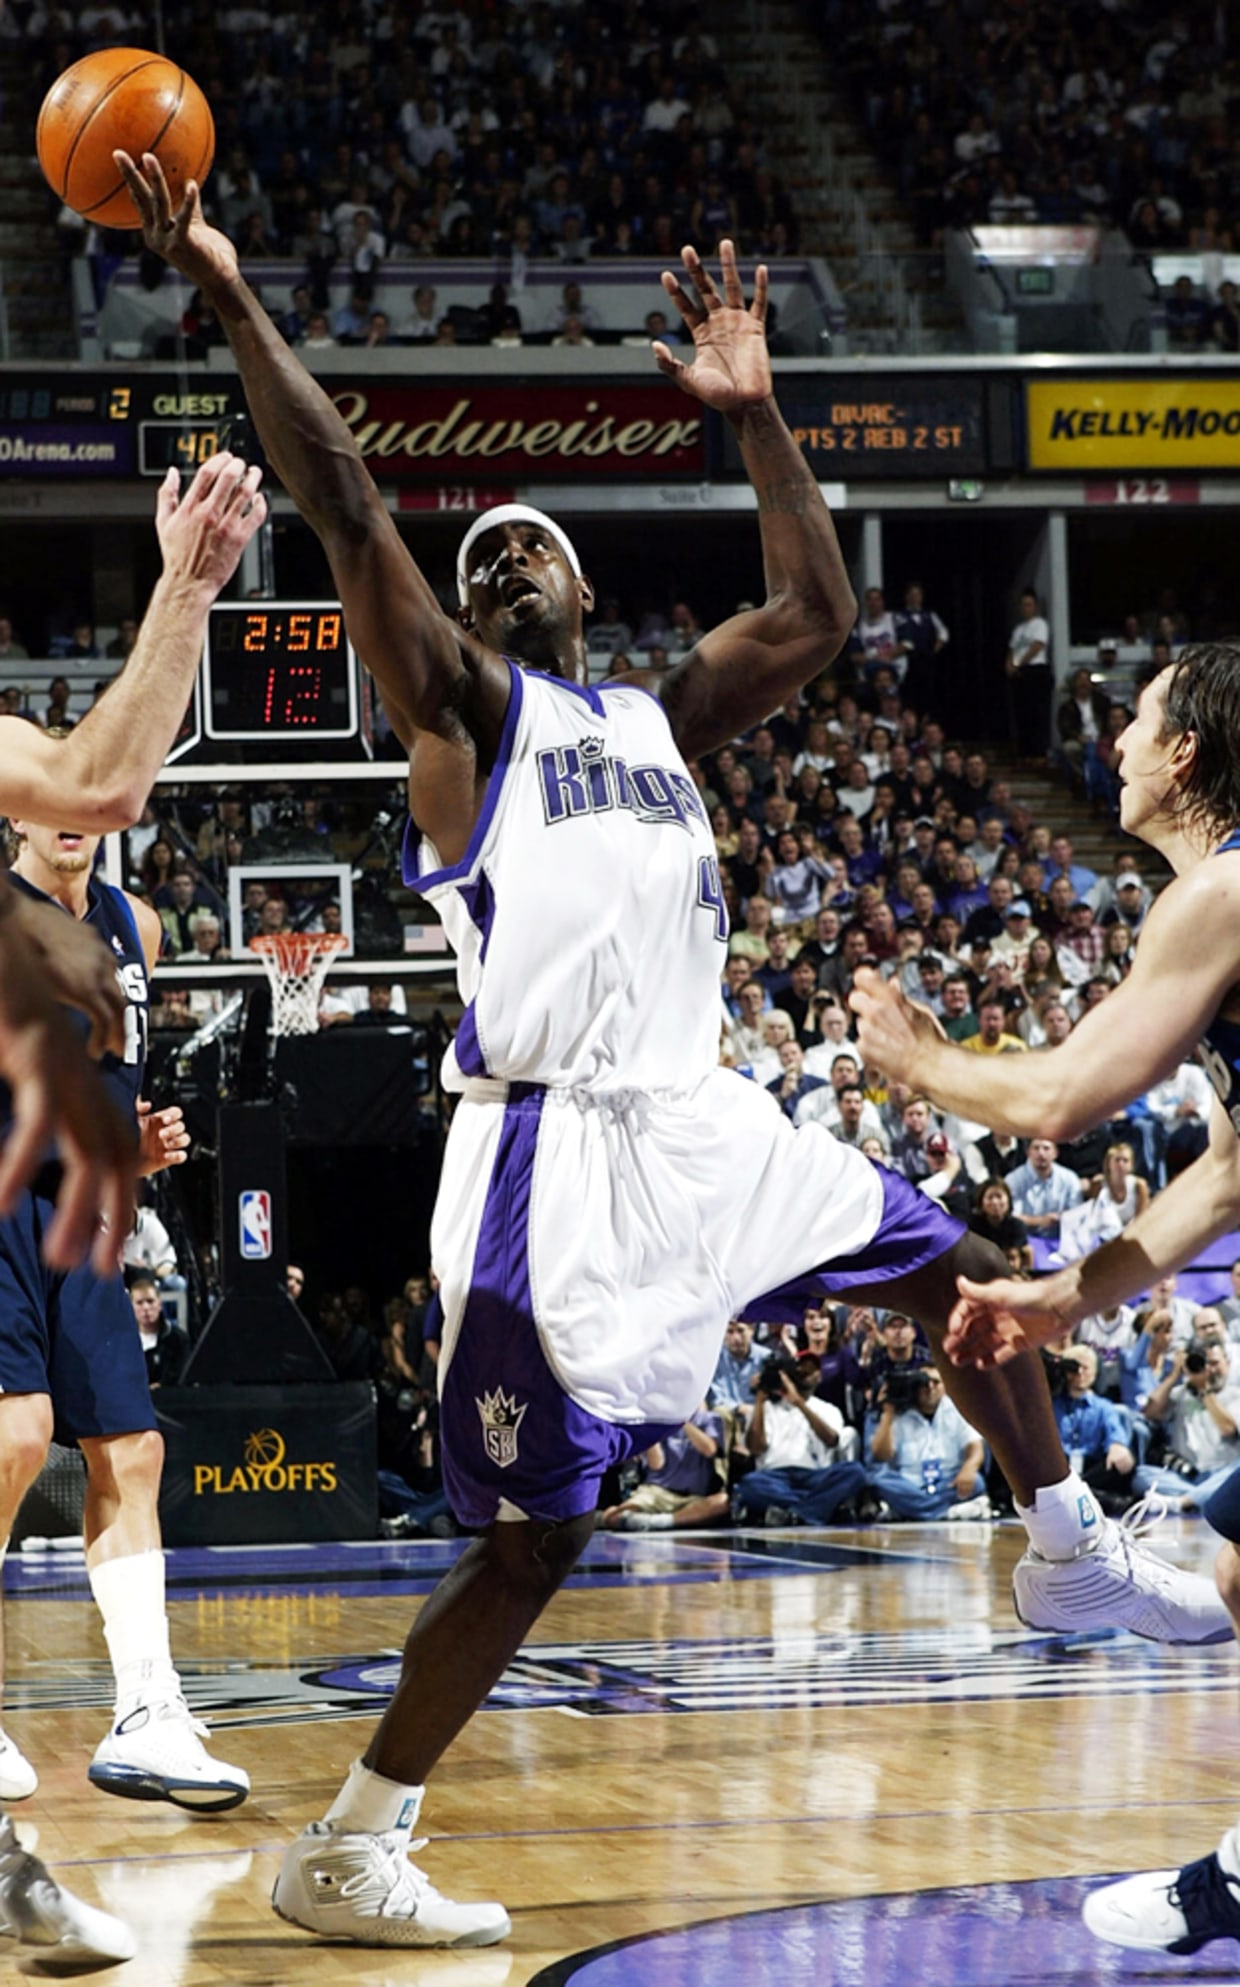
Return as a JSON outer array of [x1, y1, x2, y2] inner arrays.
[[249, 932, 350, 1036]]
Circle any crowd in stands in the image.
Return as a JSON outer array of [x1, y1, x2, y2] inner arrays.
[[833, 0, 1239, 345], [30, 0, 801, 351]]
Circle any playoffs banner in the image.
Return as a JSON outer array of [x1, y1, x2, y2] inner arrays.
[[157, 1383, 377, 1545]]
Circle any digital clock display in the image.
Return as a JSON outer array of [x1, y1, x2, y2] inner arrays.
[[139, 420, 231, 476], [203, 603, 358, 740]]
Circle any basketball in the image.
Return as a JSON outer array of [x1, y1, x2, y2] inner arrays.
[[36, 48, 214, 229]]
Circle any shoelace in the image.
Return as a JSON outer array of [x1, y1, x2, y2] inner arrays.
[[1099, 1502, 1183, 1595], [1170, 1852, 1240, 1936], [337, 1834, 437, 1919], [1119, 1491, 1175, 1540]]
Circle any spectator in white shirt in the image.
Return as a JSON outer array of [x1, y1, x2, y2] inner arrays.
[[1004, 587, 1051, 752], [853, 587, 904, 686]]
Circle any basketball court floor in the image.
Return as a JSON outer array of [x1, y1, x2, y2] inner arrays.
[[5, 1513, 1236, 1984]]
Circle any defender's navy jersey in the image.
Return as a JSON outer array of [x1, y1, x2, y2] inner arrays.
[[1198, 828, 1240, 1139], [2, 871, 148, 1142]]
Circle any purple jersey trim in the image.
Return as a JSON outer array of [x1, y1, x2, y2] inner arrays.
[[742, 1164, 963, 1325], [440, 1083, 679, 1528], [454, 1003, 486, 1078], [401, 660, 525, 891]]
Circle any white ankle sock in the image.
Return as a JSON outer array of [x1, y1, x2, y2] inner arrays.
[[324, 1757, 424, 1837], [88, 1550, 178, 1702], [1016, 1473, 1104, 1561], [1219, 1826, 1240, 1881]]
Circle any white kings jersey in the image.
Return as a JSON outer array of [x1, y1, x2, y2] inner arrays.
[[403, 660, 729, 1093]]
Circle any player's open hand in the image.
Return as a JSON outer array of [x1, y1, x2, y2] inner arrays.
[[12, 893, 124, 1058], [113, 150, 239, 293], [136, 1099, 190, 1176], [0, 917, 134, 1273], [653, 241, 772, 416], [849, 966, 945, 1086], [155, 450, 267, 597], [944, 1272, 1078, 1369]]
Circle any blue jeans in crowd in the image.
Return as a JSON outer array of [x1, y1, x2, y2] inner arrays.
[[735, 1463, 867, 1525], [377, 1468, 452, 1529], [1133, 1460, 1240, 1509], [867, 1464, 983, 1519]]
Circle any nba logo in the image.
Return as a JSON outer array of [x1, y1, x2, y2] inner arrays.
[[239, 1190, 272, 1260]]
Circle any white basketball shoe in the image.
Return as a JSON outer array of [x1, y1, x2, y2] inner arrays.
[[89, 1692, 249, 1811], [0, 1729, 37, 1801], [1014, 1502, 1233, 1644], [0, 1811, 136, 1967], [1083, 1843, 1240, 1954], [273, 1822, 511, 1948]]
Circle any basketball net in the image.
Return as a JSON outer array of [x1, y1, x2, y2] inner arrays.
[[248, 932, 350, 1035]]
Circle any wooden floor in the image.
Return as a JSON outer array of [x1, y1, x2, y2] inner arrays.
[[4, 1516, 1236, 1985]]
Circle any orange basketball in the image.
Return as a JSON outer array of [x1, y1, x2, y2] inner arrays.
[[37, 48, 214, 229]]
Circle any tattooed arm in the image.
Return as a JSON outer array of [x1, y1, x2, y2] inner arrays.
[[648, 244, 856, 760]]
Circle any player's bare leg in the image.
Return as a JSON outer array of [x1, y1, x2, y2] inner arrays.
[[845, 1231, 1231, 1644], [273, 1511, 593, 1946], [0, 1394, 54, 1797], [80, 1431, 248, 1810]]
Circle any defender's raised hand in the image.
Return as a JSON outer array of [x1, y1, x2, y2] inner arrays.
[[850, 966, 947, 1086], [654, 240, 772, 416], [113, 150, 239, 294], [154, 449, 268, 598]]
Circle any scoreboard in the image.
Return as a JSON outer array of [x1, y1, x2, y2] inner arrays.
[[0, 376, 248, 479], [203, 603, 357, 741]]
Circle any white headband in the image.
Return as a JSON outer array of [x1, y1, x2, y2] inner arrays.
[[456, 503, 582, 606]]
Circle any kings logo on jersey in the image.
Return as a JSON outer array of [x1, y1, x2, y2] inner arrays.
[[239, 1189, 273, 1260], [476, 1387, 528, 1468]]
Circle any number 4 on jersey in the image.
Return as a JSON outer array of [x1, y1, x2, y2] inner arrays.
[[697, 855, 729, 943]]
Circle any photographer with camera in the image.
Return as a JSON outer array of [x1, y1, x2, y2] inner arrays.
[[1133, 1340, 1240, 1509], [867, 1368, 990, 1520], [1043, 1345, 1137, 1515], [861, 1311, 931, 1419], [730, 1356, 866, 1528]]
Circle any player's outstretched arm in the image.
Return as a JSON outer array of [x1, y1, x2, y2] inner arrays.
[[651, 243, 856, 759], [114, 152, 508, 769], [945, 1099, 1240, 1368], [851, 860, 1239, 1139], [0, 451, 265, 831], [0, 879, 134, 1273]]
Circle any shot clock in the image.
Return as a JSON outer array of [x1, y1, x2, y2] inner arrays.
[[203, 602, 360, 742]]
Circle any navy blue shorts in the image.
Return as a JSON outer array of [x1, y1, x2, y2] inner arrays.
[[0, 1184, 156, 1444], [1204, 1466, 1240, 1544]]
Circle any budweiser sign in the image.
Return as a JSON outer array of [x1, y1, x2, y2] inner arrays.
[[329, 384, 704, 479]]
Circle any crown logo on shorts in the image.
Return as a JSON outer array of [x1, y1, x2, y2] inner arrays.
[[476, 1386, 528, 1469]]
